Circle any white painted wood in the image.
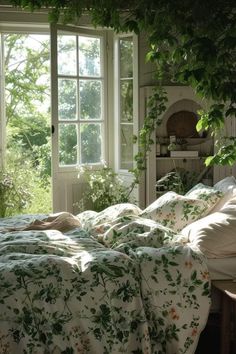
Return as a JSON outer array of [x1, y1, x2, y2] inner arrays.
[[142, 86, 214, 206], [114, 33, 140, 205], [213, 116, 236, 184]]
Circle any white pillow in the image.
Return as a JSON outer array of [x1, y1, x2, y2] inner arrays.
[[214, 176, 236, 193], [141, 191, 209, 233], [210, 187, 236, 213], [221, 196, 236, 215], [210, 176, 236, 213], [185, 183, 222, 211], [181, 201, 236, 258]]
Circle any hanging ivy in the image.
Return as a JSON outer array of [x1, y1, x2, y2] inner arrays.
[[130, 86, 168, 185]]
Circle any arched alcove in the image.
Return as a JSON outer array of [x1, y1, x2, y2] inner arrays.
[[156, 98, 203, 137]]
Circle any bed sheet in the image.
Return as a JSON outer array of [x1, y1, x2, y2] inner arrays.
[[0, 209, 211, 354]]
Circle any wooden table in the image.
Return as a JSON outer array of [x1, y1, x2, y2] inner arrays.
[[212, 280, 236, 354]]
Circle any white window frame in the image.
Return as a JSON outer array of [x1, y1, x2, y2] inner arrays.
[[51, 23, 108, 173], [114, 33, 139, 174]]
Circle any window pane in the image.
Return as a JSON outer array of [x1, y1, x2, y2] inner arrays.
[[80, 80, 101, 120], [58, 79, 77, 120], [120, 80, 133, 122], [59, 124, 77, 165], [120, 38, 133, 78], [120, 124, 133, 170], [79, 36, 101, 77], [58, 35, 76, 75], [81, 123, 101, 164]]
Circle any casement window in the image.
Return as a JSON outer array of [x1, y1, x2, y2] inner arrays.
[[51, 25, 106, 169], [114, 34, 138, 173], [0, 18, 138, 211]]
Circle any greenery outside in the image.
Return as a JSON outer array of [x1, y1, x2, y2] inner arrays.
[[2, 34, 52, 217]]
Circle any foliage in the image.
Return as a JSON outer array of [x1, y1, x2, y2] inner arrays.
[[130, 86, 167, 188], [4, 34, 50, 149], [10, 0, 236, 168], [23, 181, 52, 214], [0, 149, 52, 217], [155, 169, 199, 195], [75, 165, 131, 212], [4, 34, 51, 173], [0, 162, 33, 218]]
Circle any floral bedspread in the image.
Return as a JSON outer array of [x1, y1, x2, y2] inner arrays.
[[0, 204, 211, 354]]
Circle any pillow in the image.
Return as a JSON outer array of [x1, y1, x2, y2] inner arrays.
[[209, 176, 236, 213], [181, 202, 236, 258], [89, 203, 142, 228], [221, 196, 236, 215], [185, 183, 223, 211], [141, 191, 209, 233], [214, 176, 236, 193], [210, 187, 236, 213]]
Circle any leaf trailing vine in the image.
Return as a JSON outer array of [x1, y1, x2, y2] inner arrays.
[[130, 86, 168, 185]]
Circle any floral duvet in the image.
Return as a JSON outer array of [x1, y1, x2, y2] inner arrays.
[[0, 204, 210, 354]]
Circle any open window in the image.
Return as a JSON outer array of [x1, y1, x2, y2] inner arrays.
[[0, 19, 139, 213], [51, 24, 108, 212]]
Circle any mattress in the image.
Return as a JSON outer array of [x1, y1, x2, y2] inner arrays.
[[207, 257, 236, 312], [207, 257, 236, 281]]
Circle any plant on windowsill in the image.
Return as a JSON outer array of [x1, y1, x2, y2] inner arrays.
[[74, 164, 133, 212]]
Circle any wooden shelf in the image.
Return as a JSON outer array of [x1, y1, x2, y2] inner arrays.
[[156, 156, 208, 160]]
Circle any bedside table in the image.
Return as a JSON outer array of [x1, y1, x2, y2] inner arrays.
[[212, 280, 236, 354]]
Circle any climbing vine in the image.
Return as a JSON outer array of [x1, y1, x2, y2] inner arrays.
[[130, 86, 168, 185]]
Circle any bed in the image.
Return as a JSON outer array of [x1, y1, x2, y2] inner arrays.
[[0, 176, 235, 354]]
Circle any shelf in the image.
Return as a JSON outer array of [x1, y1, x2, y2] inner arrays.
[[156, 156, 208, 160]]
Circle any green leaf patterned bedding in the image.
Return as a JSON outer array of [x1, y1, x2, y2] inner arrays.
[[0, 204, 211, 354]]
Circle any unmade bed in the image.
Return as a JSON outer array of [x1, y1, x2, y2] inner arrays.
[[0, 175, 236, 354]]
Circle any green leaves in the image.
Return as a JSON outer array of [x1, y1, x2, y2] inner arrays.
[[75, 166, 131, 212], [205, 139, 236, 166], [131, 86, 167, 186]]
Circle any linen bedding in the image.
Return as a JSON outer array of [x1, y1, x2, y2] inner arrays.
[[0, 204, 211, 354]]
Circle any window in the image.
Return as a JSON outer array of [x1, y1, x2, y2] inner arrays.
[[56, 31, 105, 166]]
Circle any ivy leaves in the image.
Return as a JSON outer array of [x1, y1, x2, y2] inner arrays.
[[130, 86, 168, 185]]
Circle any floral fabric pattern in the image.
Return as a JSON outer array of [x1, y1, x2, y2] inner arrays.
[[0, 208, 211, 354], [141, 192, 210, 232], [185, 183, 223, 210]]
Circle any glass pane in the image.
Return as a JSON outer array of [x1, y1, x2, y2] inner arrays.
[[120, 124, 133, 170], [120, 38, 133, 78], [81, 123, 101, 164], [58, 79, 77, 120], [80, 80, 101, 120], [58, 35, 76, 75], [79, 36, 101, 77], [59, 124, 77, 165], [120, 80, 133, 122]]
